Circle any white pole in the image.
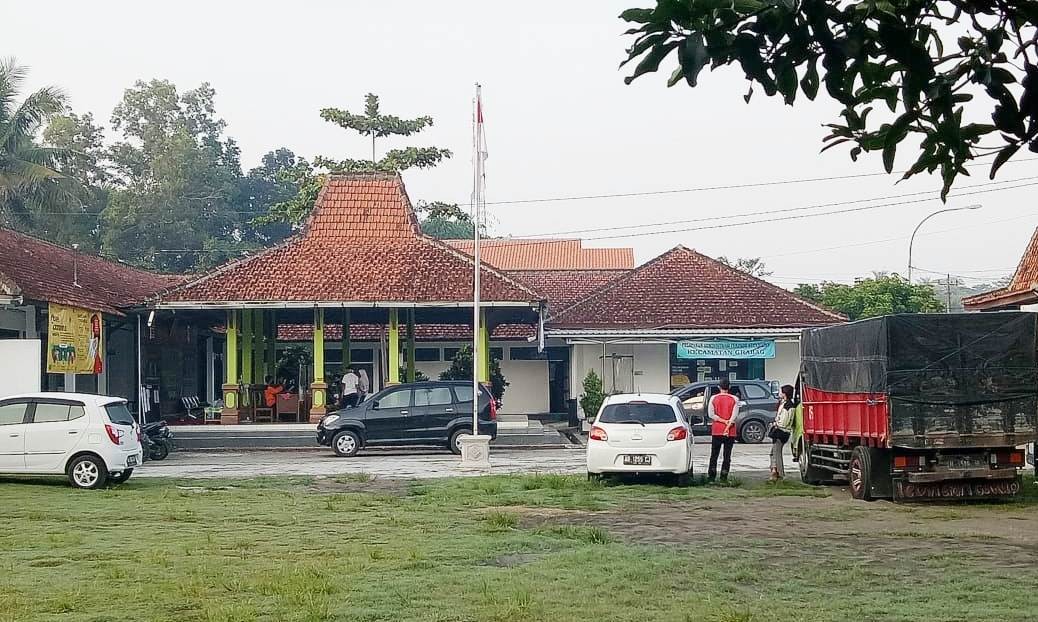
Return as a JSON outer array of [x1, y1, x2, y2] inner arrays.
[[907, 204, 982, 282], [472, 83, 482, 437], [137, 313, 144, 424]]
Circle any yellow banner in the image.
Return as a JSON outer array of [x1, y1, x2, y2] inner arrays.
[[47, 303, 104, 375]]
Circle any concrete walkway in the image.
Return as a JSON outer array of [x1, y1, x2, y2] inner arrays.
[[135, 443, 776, 480]]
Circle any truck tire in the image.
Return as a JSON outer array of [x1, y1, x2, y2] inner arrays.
[[798, 442, 825, 485], [849, 446, 875, 501]]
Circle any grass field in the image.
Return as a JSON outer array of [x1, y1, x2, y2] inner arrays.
[[1, 473, 1036, 622]]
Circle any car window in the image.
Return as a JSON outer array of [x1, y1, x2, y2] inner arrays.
[[743, 384, 769, 399], [711, 385, 742, 398], [68, 405, 86, 421], [415, 387, 453, 407], [33, 403, 71, 423], [104, 402, 135, 425], [453, 386, 473, 402], [376, 389, 412, 409], [0, 402, 27, 425], [598, 402, 677, 425]]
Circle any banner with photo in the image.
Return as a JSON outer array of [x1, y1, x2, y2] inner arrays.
[[47, 303, 104, 374]]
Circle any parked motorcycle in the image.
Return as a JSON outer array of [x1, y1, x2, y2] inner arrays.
[[141, 421, 174, 461]]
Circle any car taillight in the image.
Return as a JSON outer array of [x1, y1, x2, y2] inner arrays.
[[105, 424, 122, 445], [666, 426, 688, 441], [489, 398, 498, 421], [894, 455, 925, 469], [589, 426, 608, 441], [995, 450, 1025, 465]]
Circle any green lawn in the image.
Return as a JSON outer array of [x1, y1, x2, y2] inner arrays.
[[1, 473, 1035, 622]]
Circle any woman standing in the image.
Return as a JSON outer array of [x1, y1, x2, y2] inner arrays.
[[357, 369, 370, 403], [769, 384, 798, 481]]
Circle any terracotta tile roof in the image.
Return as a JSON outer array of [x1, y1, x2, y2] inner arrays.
[[0, 228, 182, 315], [277, 323, 533, 342], [445, 238, 634, 270], [962, 227, 1038, 309], [548, 246, 845, 330], [510, 269, 628, 310], [156, 173, 544, 305]]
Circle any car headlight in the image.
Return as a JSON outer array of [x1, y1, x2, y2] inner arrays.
[[322, 414, 340, 427]]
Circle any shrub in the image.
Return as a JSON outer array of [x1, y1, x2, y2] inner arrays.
[[439, 345, 507, 400], [579, 370, 605, 420]]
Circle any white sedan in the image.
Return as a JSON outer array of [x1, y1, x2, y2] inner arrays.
[[586, 393, 694, 485], [0, 393, 143, 489]]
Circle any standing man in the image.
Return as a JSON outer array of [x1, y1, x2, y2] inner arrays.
[[340, 367, 360, 409], [707, 378, 740, 482]]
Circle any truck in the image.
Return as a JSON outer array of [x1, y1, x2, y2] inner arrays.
[[798, 312, 1038, 501]]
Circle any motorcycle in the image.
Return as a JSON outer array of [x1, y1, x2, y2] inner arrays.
[[141, 421, 174, 461]]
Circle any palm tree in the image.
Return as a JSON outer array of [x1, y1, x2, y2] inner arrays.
[[0, 58, 74, 227]]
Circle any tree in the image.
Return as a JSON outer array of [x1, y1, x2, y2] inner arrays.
[[103, 80, 247, 272], [267, 93, 462, 231], [793, 274, 943, 320], [239, 148, 301, 244], [438, 345, 508, 401], [718, 256, 773, 277], [0, 58, 78, 229], [579, 370, 606, 419], [621, 2, 1038, 198], [416, 200, 476, 239]]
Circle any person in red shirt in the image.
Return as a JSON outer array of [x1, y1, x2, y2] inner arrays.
[[707, 378, 740, 482]]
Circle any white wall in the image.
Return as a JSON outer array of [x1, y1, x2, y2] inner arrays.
[[765, 340, 801, 386], [570, 342, 671, 417]]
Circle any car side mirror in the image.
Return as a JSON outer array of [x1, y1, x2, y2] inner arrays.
[[739, 400, 748, 407], [371, 400, 379, 409]]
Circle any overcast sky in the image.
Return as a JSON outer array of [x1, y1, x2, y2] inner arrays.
[[9, 1, 1037, 288]]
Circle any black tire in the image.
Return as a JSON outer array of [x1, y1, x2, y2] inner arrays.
[[739, 419, 767, 444], [849, 446, 875, 501], [67, 455, 108, 490], [449, 428, 470, 455], [332, 430, 361, 457], [798, 442, 824, 485], [110, 469, 133, 485], [587, 472, 603, 482], [675, 471, 693, 487], [149, 442, 170, 461]]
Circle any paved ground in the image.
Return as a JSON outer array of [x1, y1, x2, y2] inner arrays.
[[135, 442, 776, 479]]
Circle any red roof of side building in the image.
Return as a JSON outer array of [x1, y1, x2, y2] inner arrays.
[[510, 269, 629, 310], [548, 246, 845, 330], [962, 227, 1038, 310], [445, 238, 634, 271], [156, 173, 544, 305], [0, 228, 182, 316], [277, 323, 534, 342]]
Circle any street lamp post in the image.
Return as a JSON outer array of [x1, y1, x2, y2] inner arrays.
[[907, 204, 982, 282]]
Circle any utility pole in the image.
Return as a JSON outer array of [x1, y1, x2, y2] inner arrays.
[[936, 274, 961, 313]]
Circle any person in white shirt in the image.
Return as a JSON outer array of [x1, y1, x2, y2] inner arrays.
[[357, 369, 370, 403], [341, 368, 360, 408]]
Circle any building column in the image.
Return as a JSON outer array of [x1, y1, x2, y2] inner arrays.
[[388, 309, 400, 385], [267, 310, 277, 379], [406, 308, 416, 383], [221, 310, 241, 424], [255, 309, 267, 383], [341, 308, 351, 370], [479, 309, 490, 383], [309, 308, 328, 422], [241, 309, 254, 387]]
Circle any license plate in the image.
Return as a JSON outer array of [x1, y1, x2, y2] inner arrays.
[[941, 454, 988, 470], [623, 454, 652, 466], [127, 455, 139, 467]]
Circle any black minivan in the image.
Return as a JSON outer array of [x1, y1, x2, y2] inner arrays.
[[316, 381, 498, 456]]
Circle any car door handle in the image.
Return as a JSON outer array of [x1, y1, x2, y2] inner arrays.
[[9, 433, 19, 438], [68, 431, 78, 435], [400, 410, 409, 415], [445, 408, 454, 413]]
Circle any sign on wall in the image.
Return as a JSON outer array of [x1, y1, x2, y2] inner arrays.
[[47, 303, 103, 374], [676, 339, 775, 360]]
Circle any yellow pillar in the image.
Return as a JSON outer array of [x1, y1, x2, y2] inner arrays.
[[309, 307, 328, 422], [241, 309, 254, 386], [388, 309, 400, 385], [253, 309, 265, 383], [221, 310, 241, 424], [406, 308, 416, 383], [267, 310, 277, 379], [479, 309, 490, 383]]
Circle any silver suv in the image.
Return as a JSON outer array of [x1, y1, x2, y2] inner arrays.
[[669, 380, 780, 443]]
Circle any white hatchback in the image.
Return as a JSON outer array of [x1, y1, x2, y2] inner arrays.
[[0, 393, 143, 489], [586, 393, 694, 485]]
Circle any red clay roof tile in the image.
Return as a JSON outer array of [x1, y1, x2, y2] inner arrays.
[[445, 239, 634, 270], [962, 227, 1038, 309]]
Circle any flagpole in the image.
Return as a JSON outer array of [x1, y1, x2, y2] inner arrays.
[[472, 83, 482, 442]]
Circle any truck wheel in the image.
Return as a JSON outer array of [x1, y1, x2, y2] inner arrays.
[[798, 442, 824, 485], [849, 446, 874, 501]]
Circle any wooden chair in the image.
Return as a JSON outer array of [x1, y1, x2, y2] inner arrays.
[[276, 393, 300, 422], [253, 386, 274, 423]]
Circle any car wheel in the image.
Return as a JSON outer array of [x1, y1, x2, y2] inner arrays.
[[674, 471, 692, 487], [849, 446, 874, 501], [67, 455, 108, 490], [739, 419, 767, 444], [110, 469, 133, 485], [449, 428, 470, 455], [149, 442, 170, 461], [332, 430, 361, 457]]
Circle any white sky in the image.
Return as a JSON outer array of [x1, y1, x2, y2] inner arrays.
[[9, 0, 1037, 288]]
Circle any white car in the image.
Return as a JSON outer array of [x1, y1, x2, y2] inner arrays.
[[0, 393, 143, 489], [586, 393, 694, 485]]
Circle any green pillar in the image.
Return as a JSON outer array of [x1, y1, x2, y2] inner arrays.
[[479, 309, 490, 383], [342, 308, 351, 369], [221, 310, 241, 423], [267, 310, 277, 379], [241, 309, 254, 385], [310, 308, 328, 422], [252, 309, 265, 383], [388, 309, 400, 385], [406, 308, 416, 383]]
